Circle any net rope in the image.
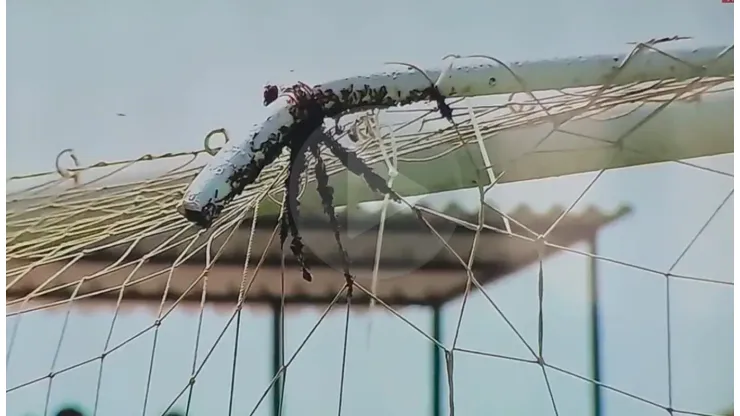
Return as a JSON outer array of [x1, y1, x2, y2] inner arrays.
[[6, 39, 734, 416]]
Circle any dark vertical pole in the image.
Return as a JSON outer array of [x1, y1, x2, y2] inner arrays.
[[271, 302, 282, 416], [588, 236, 602, 416], [432, 305, 443, 416]]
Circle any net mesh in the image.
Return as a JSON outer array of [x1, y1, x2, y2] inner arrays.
[[6, 40, 734, 416]]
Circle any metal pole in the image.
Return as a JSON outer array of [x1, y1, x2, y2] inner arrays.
[[271, 302, 283, 416], [588, 236, 603, 416], [432, 305, 443, 416]]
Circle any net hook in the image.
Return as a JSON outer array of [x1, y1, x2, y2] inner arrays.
[[55, 148, 81, 184], [204, 128, 230, 156]]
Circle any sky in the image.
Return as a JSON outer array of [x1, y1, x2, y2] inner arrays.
[[5, 0, 734, 415]]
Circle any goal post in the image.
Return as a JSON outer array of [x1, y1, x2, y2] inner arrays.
[[6, 42, 733, 220], [255, 43, 733, 216]]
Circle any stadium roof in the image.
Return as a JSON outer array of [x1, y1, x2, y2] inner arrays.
[[7, 204, 630, 310]]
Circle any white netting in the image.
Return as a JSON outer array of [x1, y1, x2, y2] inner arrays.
[[6, 39, 733, 416]]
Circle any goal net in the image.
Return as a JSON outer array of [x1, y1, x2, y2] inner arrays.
[[6, 38, 734, 416]]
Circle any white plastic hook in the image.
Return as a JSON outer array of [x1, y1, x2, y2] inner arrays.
[[204, 128, 230, 156], [55, 148, 81, 183]]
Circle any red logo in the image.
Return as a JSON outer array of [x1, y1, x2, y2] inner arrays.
[[722, 0, 733, 3]]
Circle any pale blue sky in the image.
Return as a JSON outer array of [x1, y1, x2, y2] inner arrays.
[[6, 0, 734, 415]]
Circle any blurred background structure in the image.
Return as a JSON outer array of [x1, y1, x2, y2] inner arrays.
[[8, 206, 629, 415]]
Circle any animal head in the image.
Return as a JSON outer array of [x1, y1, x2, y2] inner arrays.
[[263, 84, 279, 106]]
